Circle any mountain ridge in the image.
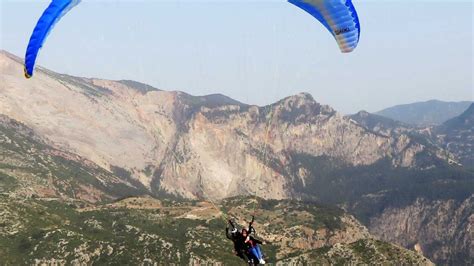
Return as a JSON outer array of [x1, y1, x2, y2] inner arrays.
[[1, 50, 448, 200]]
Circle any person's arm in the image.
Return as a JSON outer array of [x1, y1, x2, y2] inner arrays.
[[248, 215, 255, 234]]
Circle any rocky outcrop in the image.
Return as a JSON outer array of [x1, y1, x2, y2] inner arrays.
[[369, 196, 474, 265]]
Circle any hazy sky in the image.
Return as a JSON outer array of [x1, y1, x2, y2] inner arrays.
[[1, 0, 473, 113]]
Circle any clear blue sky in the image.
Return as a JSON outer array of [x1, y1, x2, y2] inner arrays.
[[1, 0, 472, 113]]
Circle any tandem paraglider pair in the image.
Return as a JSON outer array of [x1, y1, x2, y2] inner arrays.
[[24, 0, 361, 78], [226, 216, 266, 265]]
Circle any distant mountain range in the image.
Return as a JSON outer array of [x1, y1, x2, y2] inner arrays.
[[376, 100, 472, 126], [1, 50, 472, 265]]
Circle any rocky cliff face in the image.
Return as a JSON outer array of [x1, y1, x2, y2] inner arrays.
[[369, 196, 473, 265], [0, 51, 446, 200]]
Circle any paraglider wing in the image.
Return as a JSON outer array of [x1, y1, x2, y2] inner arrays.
[[288, 0, 360, 53], [24, 0, 81, 78]]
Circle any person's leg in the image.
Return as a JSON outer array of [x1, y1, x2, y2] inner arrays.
[[255, 245, 263, 260], [250, 247, 259, 260]]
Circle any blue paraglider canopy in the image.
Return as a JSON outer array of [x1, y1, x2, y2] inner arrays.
[[24, 0, 361, 78], [24, 0, 81, 78], [288, 0, 360, 53]]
